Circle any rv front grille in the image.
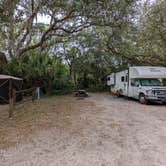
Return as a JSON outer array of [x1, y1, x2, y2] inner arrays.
[[155, 90, 166, 97]]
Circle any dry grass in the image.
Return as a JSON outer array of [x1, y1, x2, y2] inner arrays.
[[1, 93, 166, 166], [0, 95, 94, 150]]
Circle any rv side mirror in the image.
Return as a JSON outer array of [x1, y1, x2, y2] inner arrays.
[[131, 82, 135, 86], [135, 82, 140, 87]]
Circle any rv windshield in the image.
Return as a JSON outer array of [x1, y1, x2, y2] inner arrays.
[[140, 79, 162, 86]]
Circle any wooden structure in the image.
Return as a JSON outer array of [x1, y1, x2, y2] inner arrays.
[[0, 75, 23, 117]]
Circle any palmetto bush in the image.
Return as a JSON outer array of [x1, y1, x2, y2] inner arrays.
[[6, 52, 73, 94]]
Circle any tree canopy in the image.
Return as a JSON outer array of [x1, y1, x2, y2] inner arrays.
[[138, 0, 166, 66], [0, 0, 137, 57]]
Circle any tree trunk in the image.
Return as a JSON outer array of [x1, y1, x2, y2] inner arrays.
[[8, 1, 15, 57]]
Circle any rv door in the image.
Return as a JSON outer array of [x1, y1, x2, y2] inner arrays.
[[122, 75, 129, 96], [130, 79, 140, 99]]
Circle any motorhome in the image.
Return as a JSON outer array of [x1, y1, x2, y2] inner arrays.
[[107, 66, 166, 104]]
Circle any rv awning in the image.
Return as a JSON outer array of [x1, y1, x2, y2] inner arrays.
[[130, 66, 166, 79], [0, 75, 22, 80]]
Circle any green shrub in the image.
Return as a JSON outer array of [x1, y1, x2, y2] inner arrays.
[[6, 52, 74, 94]]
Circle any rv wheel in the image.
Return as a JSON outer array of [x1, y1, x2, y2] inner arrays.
[[116, 91, 120, 97], [139, 94, 147, 104]]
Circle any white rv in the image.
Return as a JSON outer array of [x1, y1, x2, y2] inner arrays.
[[107, 66, 166, 104]]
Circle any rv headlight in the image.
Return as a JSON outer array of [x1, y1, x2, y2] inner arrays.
[[152, 90, 156, 95], [146, 90, 153, 95]]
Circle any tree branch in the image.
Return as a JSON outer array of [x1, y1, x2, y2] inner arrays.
[[17, 10, 89, 56], [17, 5, 40, 49]]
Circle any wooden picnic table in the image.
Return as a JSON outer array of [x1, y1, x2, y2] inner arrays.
[[74, 90, 89, 97]]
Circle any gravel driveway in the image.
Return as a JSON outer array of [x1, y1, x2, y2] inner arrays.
[[0, 93, 166, 166]]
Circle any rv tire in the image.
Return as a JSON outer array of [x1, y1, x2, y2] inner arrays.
[[139, 93, 148, 104]]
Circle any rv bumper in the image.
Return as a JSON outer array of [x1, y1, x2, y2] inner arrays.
[[146, 95, 166, 102]]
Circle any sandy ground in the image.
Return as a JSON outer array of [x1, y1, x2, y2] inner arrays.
[[0, 93, 166, 166]]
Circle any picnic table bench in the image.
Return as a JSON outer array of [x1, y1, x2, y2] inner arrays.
[[74, 90, 89, 97]]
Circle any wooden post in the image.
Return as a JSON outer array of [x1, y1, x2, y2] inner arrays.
[[9, 79, 13, 118], [13, 89, 16, 105], [32, 88, 35, 103]]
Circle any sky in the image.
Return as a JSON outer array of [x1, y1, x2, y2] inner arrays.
[[37, 14, 51, 24]]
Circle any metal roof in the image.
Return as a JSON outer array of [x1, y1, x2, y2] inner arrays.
[[0, 74, 22, 80]]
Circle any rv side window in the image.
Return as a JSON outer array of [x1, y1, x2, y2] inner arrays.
[[131, 80, 140, 87], [107, 77, 110, 81], [131, 80, 135, 86], [121, 76, 125, 82], [125, 75, 128, 82]]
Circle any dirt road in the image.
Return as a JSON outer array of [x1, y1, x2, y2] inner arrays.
[[0, 93, 166, 166]]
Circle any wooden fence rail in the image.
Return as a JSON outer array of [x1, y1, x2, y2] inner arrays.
[[9, 87, 36, 118]]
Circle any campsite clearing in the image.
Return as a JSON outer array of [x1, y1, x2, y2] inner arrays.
[[0, 93, 166, 166]]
